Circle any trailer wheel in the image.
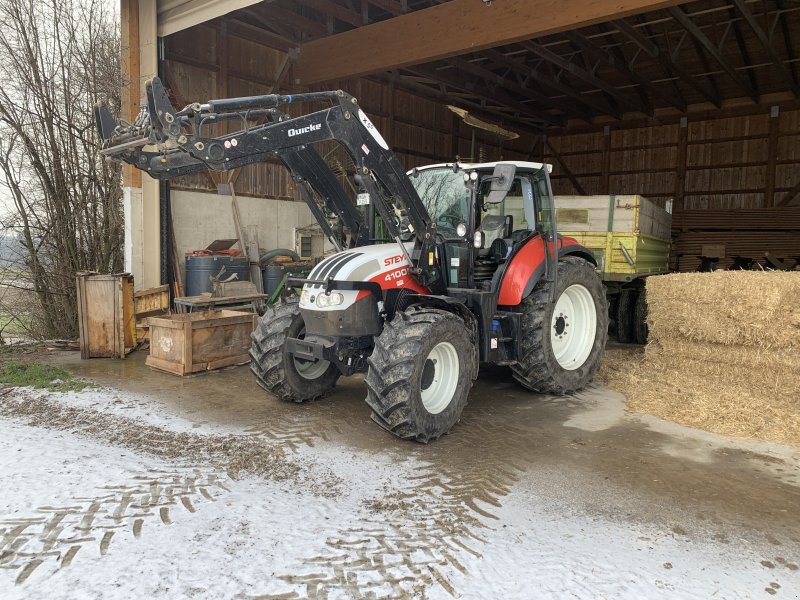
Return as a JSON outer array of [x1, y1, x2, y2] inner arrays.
[[633, 289, 649, 345], [365, 308, 478, 443], [249, 297, 340, 402], [511, 256, 609, 394], [615, 288, 636, 343]]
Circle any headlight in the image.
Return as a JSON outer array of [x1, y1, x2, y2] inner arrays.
[[470, 171, 478, 181], [456, 222, 467, 237], [316, 292, 344, 307], [300, 289, 312, 304]]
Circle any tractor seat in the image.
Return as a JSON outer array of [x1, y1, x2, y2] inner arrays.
[[479, 215, 513, 256]]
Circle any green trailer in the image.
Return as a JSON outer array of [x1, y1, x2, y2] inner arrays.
[[555, 194, 672, 344]]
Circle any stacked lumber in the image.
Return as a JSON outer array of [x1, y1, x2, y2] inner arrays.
[[607, 272, 800, 446], [672, 231, 800, 271], [673, 207, 800, 231], [671, 207, 800, 271]]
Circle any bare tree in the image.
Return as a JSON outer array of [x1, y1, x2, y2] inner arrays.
[[0, 0, 123, 340]]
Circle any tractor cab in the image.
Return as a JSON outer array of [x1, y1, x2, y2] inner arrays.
[[409, 161, 557, 291]]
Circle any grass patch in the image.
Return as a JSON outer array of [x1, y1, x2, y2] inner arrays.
[[0, 312, 32, 338], [0, 360, 92, 392]]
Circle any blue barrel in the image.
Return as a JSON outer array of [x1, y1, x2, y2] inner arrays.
[[262, 265, 286, 296], [185, 255, 250, 296]]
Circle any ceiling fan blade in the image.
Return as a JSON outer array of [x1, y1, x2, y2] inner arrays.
[[446, 105, 519, 140]]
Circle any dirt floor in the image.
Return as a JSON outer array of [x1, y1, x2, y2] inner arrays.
[[1, 348, 799, 599]]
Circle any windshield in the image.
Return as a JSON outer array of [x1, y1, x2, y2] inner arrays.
[[410, 168, 470, 234]]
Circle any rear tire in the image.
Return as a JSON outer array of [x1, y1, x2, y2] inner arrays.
[[615, 289, 636, 343], [365, 308, 478, 443], [511, 256, 609, 394], [633, 289, 648, 345], [249, 297, 340, 402]]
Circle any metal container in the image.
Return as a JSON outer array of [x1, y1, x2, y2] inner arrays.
[[262, 264, 286, 296], [185, 255, 250, 296]]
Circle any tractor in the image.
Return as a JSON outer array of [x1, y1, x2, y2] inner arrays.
[[96, 78, 608, 442]]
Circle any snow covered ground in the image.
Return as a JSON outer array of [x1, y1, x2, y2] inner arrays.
[[0, 382, 798, 599]]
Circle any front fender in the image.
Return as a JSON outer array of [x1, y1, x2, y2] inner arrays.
[[497, 236, 597, 306]]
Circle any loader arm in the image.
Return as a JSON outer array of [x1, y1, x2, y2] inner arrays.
[[97, 77, 442, 288]]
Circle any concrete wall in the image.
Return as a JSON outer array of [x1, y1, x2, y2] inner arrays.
[[171, 190, 330, 285]]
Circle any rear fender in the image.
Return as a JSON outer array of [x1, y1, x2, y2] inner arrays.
[[497, 236, 596, 306]]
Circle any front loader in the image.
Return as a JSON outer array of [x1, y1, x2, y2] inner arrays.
[[97, 78, 608, 442]]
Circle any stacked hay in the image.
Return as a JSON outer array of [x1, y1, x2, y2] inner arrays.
[[607, 271, 800, 446]]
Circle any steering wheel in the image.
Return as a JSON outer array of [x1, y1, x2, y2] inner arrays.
[[436, 213, 462, 229]]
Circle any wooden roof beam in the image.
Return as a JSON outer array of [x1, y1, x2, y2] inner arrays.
[[520, 40, 650, 115], [727, 5, 759, 99], [384, 73, 548, 135], [687, 32, 722, 107], [252, 3, 329, 39], [775, 1, 798, 87], [481, 48, 612, 121], [367, 0, 403, 16], [222, 19, 297, 52], [293, 0, 690, 85], [732, 0, 799, 98], [406, 64, 565, 127], [563, 30, 686, 112], [384, 73, 546, 136], [597, 20, 687, 110], [447, 54, 594, 122], [613, 17, 721, 107], [667, 5, 758, 102], [298, 0, 363, 28]]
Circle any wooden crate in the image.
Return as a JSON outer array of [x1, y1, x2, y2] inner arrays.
[[134, 285, 170, 342], [76, 273, 136, 359], [146, 310, 256, 376]]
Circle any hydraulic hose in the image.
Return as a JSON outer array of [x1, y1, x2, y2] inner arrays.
[[260, 248, 300, 264]]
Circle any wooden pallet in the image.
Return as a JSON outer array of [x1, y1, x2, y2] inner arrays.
[[146, 310, 256, 376]]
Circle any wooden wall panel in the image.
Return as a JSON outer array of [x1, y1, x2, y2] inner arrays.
[[164, 25, 294, 199]]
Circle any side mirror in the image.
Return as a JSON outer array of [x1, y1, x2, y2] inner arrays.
[[486, 163, 516, 204]]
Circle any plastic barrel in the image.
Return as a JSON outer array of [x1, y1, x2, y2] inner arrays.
[[262, 264, 286, 296], [185, 255, 250, 296]]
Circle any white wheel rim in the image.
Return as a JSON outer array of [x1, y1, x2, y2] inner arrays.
[[292, 327, 330, 380], [293, 355, 330, 380], [551, 284, 597, 371], [420, 341, 460, 414]]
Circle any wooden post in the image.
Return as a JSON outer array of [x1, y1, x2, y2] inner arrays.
[[545, 137, 587, 196], [674, 116, 689, 220], [386, 77, 396, 143], [601, 125, 612, 194], [765, 106, 779, 207], [120, 0, 141, 189]]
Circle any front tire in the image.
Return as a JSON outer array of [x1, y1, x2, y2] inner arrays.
[[249, 297, 340, 402], [511, 256, 609, 394], [365, 308, 478, 443]]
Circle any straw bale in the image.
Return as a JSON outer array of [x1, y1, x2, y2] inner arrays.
[[597, 271, 800, 447], [645, 271, 800, 350], [645, 341, 800, 373], [598, 347, 800, 447]]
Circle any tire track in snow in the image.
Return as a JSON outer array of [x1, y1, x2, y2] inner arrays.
[[0, 470, 228, 586], [256, 406, 541, 599], [0, 390, 337, 589]]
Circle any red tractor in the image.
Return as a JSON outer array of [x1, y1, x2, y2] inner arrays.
[[97, 78, 608, 442]]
